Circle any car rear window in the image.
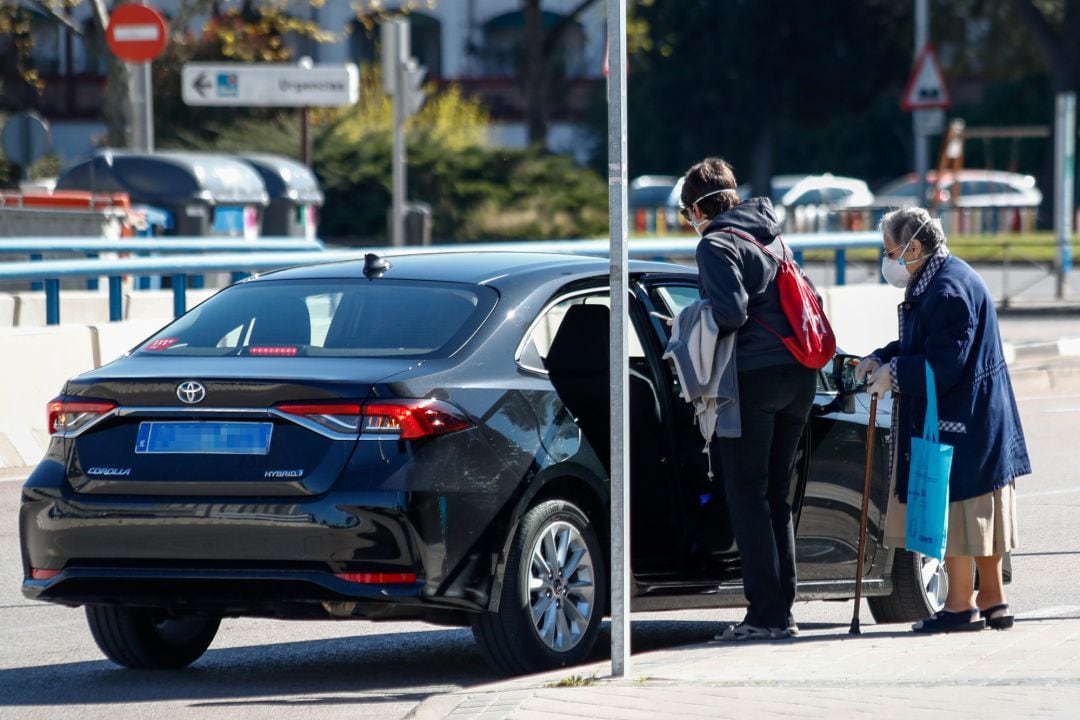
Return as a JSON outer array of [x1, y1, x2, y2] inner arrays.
[[137, 279, 497, 358]]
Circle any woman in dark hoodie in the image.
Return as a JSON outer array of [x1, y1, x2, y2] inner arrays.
[[680, 157, 818, 641]]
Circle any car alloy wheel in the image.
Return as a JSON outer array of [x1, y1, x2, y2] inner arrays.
[[920, 555, 948, 611], [868, 548, 948, 623], [527, 520, 596, 653], [472, 499, 606, 675]]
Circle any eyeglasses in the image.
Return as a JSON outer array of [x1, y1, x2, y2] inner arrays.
[[883, 241, 910, 259], [679, 188, 734, 222]]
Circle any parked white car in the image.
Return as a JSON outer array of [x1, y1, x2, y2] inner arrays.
[[873, 170, 1042, 208]]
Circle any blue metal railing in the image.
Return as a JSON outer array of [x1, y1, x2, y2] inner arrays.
[[0, 236, 324, 292], [0, 232, 883, 325]]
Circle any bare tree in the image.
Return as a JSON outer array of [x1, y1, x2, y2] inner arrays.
[[522, 0, 600, 147]]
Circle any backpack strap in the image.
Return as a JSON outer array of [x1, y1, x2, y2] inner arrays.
[[713, 226, 794, 342], [718, 226, 787, 264]]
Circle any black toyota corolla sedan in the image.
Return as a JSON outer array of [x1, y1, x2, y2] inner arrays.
[[19, 251, 945, 675]]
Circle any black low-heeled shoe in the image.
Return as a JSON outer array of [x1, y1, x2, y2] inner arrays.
[[980, 603, 1014, 630], [912, 609, 985, 634]]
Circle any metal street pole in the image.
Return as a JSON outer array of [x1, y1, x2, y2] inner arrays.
[[1055, 92, 1076, 299], [391, 20, 408, 248], [131, 61, 153, 151], [607, 0, 631, 679], [914, 0, 928, 208]]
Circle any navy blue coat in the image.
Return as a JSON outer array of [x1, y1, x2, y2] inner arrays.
[[872, 255, 1030, 502]]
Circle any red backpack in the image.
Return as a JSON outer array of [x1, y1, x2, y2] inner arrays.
[[721, 227, 836, 369]]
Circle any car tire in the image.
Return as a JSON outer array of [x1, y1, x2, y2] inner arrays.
[[85, 605, 220, 669], [473, 499, 606, 676], [867, 549, 947, 623]]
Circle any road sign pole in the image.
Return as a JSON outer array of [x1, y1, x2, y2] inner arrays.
[[140, 61, 154, 152], [914, 0, 929, 209], [1055, 92, 1076, 299], [607, 0, 631, 680], [388, 19, 406, 248]]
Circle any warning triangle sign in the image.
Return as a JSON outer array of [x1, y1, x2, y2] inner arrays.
[[902, 42, 951, 111]]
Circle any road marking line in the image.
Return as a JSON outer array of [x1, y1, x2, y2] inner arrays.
[[1020, 487, 1080, 498], [1014, 605, 1080, 619]]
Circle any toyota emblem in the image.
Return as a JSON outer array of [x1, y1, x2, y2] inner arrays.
[[176, 381, 206, 405]]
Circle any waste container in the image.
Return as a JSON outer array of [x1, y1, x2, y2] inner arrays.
[[55, 150, 269, 238], [238, 153, 324, 239]]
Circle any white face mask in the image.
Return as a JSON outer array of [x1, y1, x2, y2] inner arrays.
[[687, 214, 709, 235], [881, 255, 911, 287]]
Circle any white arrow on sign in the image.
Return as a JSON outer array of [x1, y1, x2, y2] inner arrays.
[[902, 43, 951, 111], [181, 62, 359, 107]]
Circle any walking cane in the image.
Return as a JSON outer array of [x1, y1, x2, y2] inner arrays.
[[849, 391, 879, 635]]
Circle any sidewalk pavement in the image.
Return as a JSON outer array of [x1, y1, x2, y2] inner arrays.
[[412, 610, 1080, 719]]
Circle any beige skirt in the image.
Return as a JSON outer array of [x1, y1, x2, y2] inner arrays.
[[884, 470, 1019, 558]]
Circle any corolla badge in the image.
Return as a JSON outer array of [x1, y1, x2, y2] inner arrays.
[[87, 467, 131, 477], [176, 381, 206, 405]]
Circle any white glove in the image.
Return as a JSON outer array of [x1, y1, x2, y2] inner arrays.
[[867, 363, 892, 397], [853, 356, 880, 383]]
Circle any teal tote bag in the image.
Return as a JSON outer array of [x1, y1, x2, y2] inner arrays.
[[905, 361, 953, 560]]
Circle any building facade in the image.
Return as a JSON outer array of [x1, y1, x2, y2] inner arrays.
[[1, 0, 607, 165]]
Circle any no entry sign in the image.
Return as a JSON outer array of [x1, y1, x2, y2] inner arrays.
[[106, 3, 168, 63]]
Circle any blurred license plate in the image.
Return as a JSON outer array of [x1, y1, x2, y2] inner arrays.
[[135, 422, 273, 455]]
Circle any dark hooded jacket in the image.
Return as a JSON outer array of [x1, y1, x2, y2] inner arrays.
[[695, 197, 810, 371]]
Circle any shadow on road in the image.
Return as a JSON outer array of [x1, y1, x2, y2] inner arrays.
[[0, 618, 736, 708]]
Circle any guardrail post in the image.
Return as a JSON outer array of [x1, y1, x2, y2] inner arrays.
[[30, 253, 42, 291], [45, 279, 60, 325], [86, 252, 99, 290], [108, 276, 123, 321], [835, 249, 846, 286], [172, 275, 187, 317]]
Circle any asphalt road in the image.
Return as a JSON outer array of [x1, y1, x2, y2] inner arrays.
[[1, 386, 1078, 720]]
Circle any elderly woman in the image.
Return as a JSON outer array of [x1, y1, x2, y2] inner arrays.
[[856, 206, 1030, 633]]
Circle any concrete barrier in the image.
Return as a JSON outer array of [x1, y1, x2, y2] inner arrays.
[[13, 290, 119, 326], [91, 319, 169, 367], [823, 283, 903, 357], [0, 324, 97, 468], [0, 293, 15, 327], [124, 288, 219, 320]]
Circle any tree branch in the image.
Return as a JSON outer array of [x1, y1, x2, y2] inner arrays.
[[172, 0, 218, 39], [1009, 0, 1061, 67], [542, 0, 601, 57]]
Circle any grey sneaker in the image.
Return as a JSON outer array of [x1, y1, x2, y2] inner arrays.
[[715, 622, 791, 642]]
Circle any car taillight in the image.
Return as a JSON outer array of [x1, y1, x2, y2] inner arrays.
[[274, 399, 473, 439], [275, 402, 364, 434], [362, 399, 473, 440], [334, 572, 418, 584], [248, 346, 299, 356], [47, 398, 117, 435]]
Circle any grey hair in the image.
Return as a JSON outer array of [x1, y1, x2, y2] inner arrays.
[[879, 206, 946, 253]]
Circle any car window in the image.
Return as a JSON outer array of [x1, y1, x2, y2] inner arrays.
[[653, 285, 701, 317], [518, 292, 646, 373], [825, 187, 854, 203], [138, 279, 497, 358], [630, 185, 676, 208]]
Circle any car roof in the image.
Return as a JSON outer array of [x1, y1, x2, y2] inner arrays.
[[258, 251, 692, 286], [880, 169, 1037, 188]]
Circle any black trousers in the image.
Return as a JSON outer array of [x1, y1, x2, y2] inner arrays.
[[714, 363, 817, 629]]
